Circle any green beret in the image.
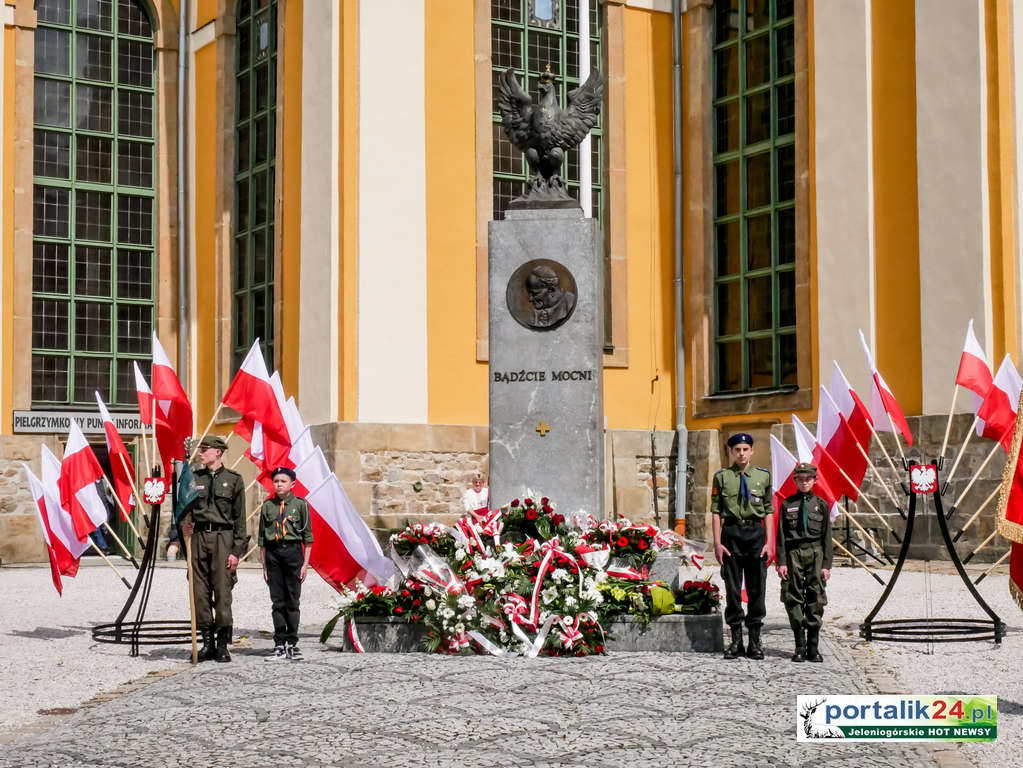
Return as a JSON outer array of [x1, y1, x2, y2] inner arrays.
[[199, 435, 228, 451], [794, 462, 817, 477]]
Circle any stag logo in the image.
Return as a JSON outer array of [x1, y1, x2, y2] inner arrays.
[[799, 698, 844, 740], [910, 464, 937, 494]]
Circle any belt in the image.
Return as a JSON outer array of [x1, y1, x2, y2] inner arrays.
[[724, 517, 763, 527], [194, 521, 233, 532], [265, 539, 300, 548]]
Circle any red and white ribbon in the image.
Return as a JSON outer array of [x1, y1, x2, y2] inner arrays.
[[346, 618, 364, 653], [606, 563, 649, 580]]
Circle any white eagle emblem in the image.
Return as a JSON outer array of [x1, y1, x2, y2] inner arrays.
[[910, 465, 937, 493], [143, 477, 167, 504]]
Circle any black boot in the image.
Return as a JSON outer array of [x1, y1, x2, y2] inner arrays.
[[214, 628, 232, 663], [723, 626, 744, 659], [198, 630, 215, 662], [790, 626, 806, 663], [746, 625, 764, 660], [805, 627, 823, 662]]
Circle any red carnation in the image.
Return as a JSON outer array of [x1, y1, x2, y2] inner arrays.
[[616, 536, 629, 547], [637, 540, 648, 550], [552, 514, 564, 525], [511, 499, 520, 507], [526, 508, 538, 521], [413, 598, 421, 606], [541, 497, 549, 505], [394, 606, 404, 614], [402, 590, 411, 597], [524, 498, 534, 507]]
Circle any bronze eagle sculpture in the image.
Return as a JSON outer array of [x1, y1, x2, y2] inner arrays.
[[496, 66, 603, 207]]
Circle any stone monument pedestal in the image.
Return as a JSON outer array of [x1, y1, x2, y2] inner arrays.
[[488, 207, 604, 516]]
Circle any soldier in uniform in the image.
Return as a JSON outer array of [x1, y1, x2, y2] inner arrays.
[[712, 432, 774, 660], [180, 435, 247, 662], [776, 462, 832, 663], [259, 467, 314, 661]]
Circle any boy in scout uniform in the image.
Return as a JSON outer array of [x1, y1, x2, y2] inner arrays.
[[712, 432, 774, 660], [776, 462, 832, 663], [259, 466, 314, 661], [180, 435, 247, 662]]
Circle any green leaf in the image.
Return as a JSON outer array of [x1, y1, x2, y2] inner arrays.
[[319, 612, 341, 644]]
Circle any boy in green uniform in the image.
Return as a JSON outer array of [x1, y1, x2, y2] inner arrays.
[[260, 467, 314, 661], [180, 435, 247, 663], [712, 432, 774, 660], [776, 462, 832, 663]]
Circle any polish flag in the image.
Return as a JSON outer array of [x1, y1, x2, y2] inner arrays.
[[858, 330, 913, 447], [151, 333, 193, 466], [792, 414, 855, 520], [769, 435, 798, 514], [829, 361, 874, 449], [59, 420, 109, 542], [294, 445, 331, 499], [956, 320, 995, 438], [40, 445, 90, 573], [96, 393, 135, 520], [133, 362, 154, 426], [817, 385, 869, 490], [977, 355, 1022, 452], [285, 398, 315, 467], [221, 340, 289, 445], [305, 456, 395, 590], [24, 464, 65, 594]]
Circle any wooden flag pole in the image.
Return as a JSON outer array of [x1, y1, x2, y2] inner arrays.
[[882, 406, 909, 466], [943, 413, 981, 490], [974, 549, 1011, 585], [952, 485, 1001, 542], [833, 462, 897, 536], [868, 421, 904, 479], [101, 520, 139, 568], [90, 542, 133, 588], [939, 386, 960, 459], [855, 442, 906, 515], [962, 529, 1000, 564], [183, 532, 199, 665], [838, 508, 886, 557], [101, 474, 143, 541], [951, 442, 1002, 510], [230, 453, 247, 470], [831, 538, 886, 586], [238, 542, 260, 563], [116, 453, 147, 514], [138, 429, 151, 479], [187, 403, 225, 464], [246, 495, 267, 523], [150, 399, 158, 470]]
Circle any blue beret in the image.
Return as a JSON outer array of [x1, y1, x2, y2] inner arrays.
[[726, 432, 754, 448], [271, 466, 296, 481]]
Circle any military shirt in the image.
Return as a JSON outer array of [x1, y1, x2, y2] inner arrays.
[[258, 493, 314, 547], [190, 465, 247, 557], [711, 464, 772, 521], [776, 490, 833, 569]]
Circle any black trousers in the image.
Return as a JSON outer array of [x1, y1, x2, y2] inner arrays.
[[266, 542, 304, 646], [720, 522, 767, 630]]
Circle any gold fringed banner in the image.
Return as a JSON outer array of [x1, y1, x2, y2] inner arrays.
[[995, 387, 1023, 544], [1012, 543, 1023, 613]]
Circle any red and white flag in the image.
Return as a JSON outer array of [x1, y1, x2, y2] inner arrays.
[[956, 319, 995, 437], [792, 414, 854, 519], [858, 330, 913, 447], [59, 420, 109, 542], [305, 462, 395, 590], [133, 361, 154, 426], [151, 333, 193, 467], [294, 445, 331, 500], [829, 361, 874, 449], [817, 385, 869, 490], [24, 464, 65, 595], [96, 392, 135, 520], [977, 354, 1022, 452], [221, 340, 289, 444], [41, 445, 91, 572], [285, 398, 315, 467], [769, 435, 798, 515]]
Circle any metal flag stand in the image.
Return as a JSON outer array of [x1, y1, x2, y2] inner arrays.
[[860, 460, 1005, 644], [92, 466, 192, 656]]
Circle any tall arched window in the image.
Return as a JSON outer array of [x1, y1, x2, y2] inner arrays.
[[233, 0, 277, 372], [712, 0, 796, 393], [32, 0, 157, 407]]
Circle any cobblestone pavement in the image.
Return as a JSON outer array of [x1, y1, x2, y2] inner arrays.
[[0, 620, 942, 768]]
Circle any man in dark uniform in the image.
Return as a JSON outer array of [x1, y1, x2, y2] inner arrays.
[[712, 432, 774, 660], [776, 462, 832, 663], [259, 467, 314, 661], [180, 435, 247, 662]]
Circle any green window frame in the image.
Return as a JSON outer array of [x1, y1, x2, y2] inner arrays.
[[31, 0, 157, 408], [712, 0, 796, 393], [490, 0, 604, 223], [233, 0, 277, 373]]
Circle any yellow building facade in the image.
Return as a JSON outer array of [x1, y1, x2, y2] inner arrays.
[[1, 0, 1022, 564]]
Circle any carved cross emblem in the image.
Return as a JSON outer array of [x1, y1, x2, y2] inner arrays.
[[536, 421, 551, 437]]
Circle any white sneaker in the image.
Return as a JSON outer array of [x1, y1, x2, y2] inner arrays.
[[286, 645, 303, 661], [264, 645, 286, 661]]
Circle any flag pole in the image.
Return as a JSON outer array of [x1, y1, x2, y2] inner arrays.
[[855, 442, 907, 516], [101, 474, 143, 541], [138, 429, 151, 480], [831, 538, 886, 586], [962, 528, 1001, 564], [974, 549, 1011, 585], [238, 542, 259, 563], [837, 506, 886, 556], [230, 453, 247, 471], [867, 422, 909, 495], [831, 461, 896, 536], [91, 542, 133, 589], [183, 530, 199, 664], [150, 399, 158, 471], [116, 453, 147, 515], [950, 442, 1002, 511], [101, 521, 139, 569], [943, 413, 981, 491], [883, 406, 908, 466], [952, 484, 1000, 542], [187, 402, 225, 464], [939, 385, 960, 459]]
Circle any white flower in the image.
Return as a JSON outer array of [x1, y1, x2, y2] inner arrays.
[[455, 622, 465, 633], [551, 568, 569, 583], [457, 594, 475, 609], [542, 586, 559, 605], [499, 631, 508, 642], [564, 596, 578, 609], [425, 599, 437, 611], [424, 587, 434, 597], [455, 548, 467, 561], [441, 607, 456, 619]]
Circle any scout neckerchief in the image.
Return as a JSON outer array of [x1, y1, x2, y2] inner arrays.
[[275, 496, 288, 542], [739, 470, 749, 502]]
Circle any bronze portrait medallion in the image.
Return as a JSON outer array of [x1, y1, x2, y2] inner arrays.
[[506, 259, 577, 331]]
